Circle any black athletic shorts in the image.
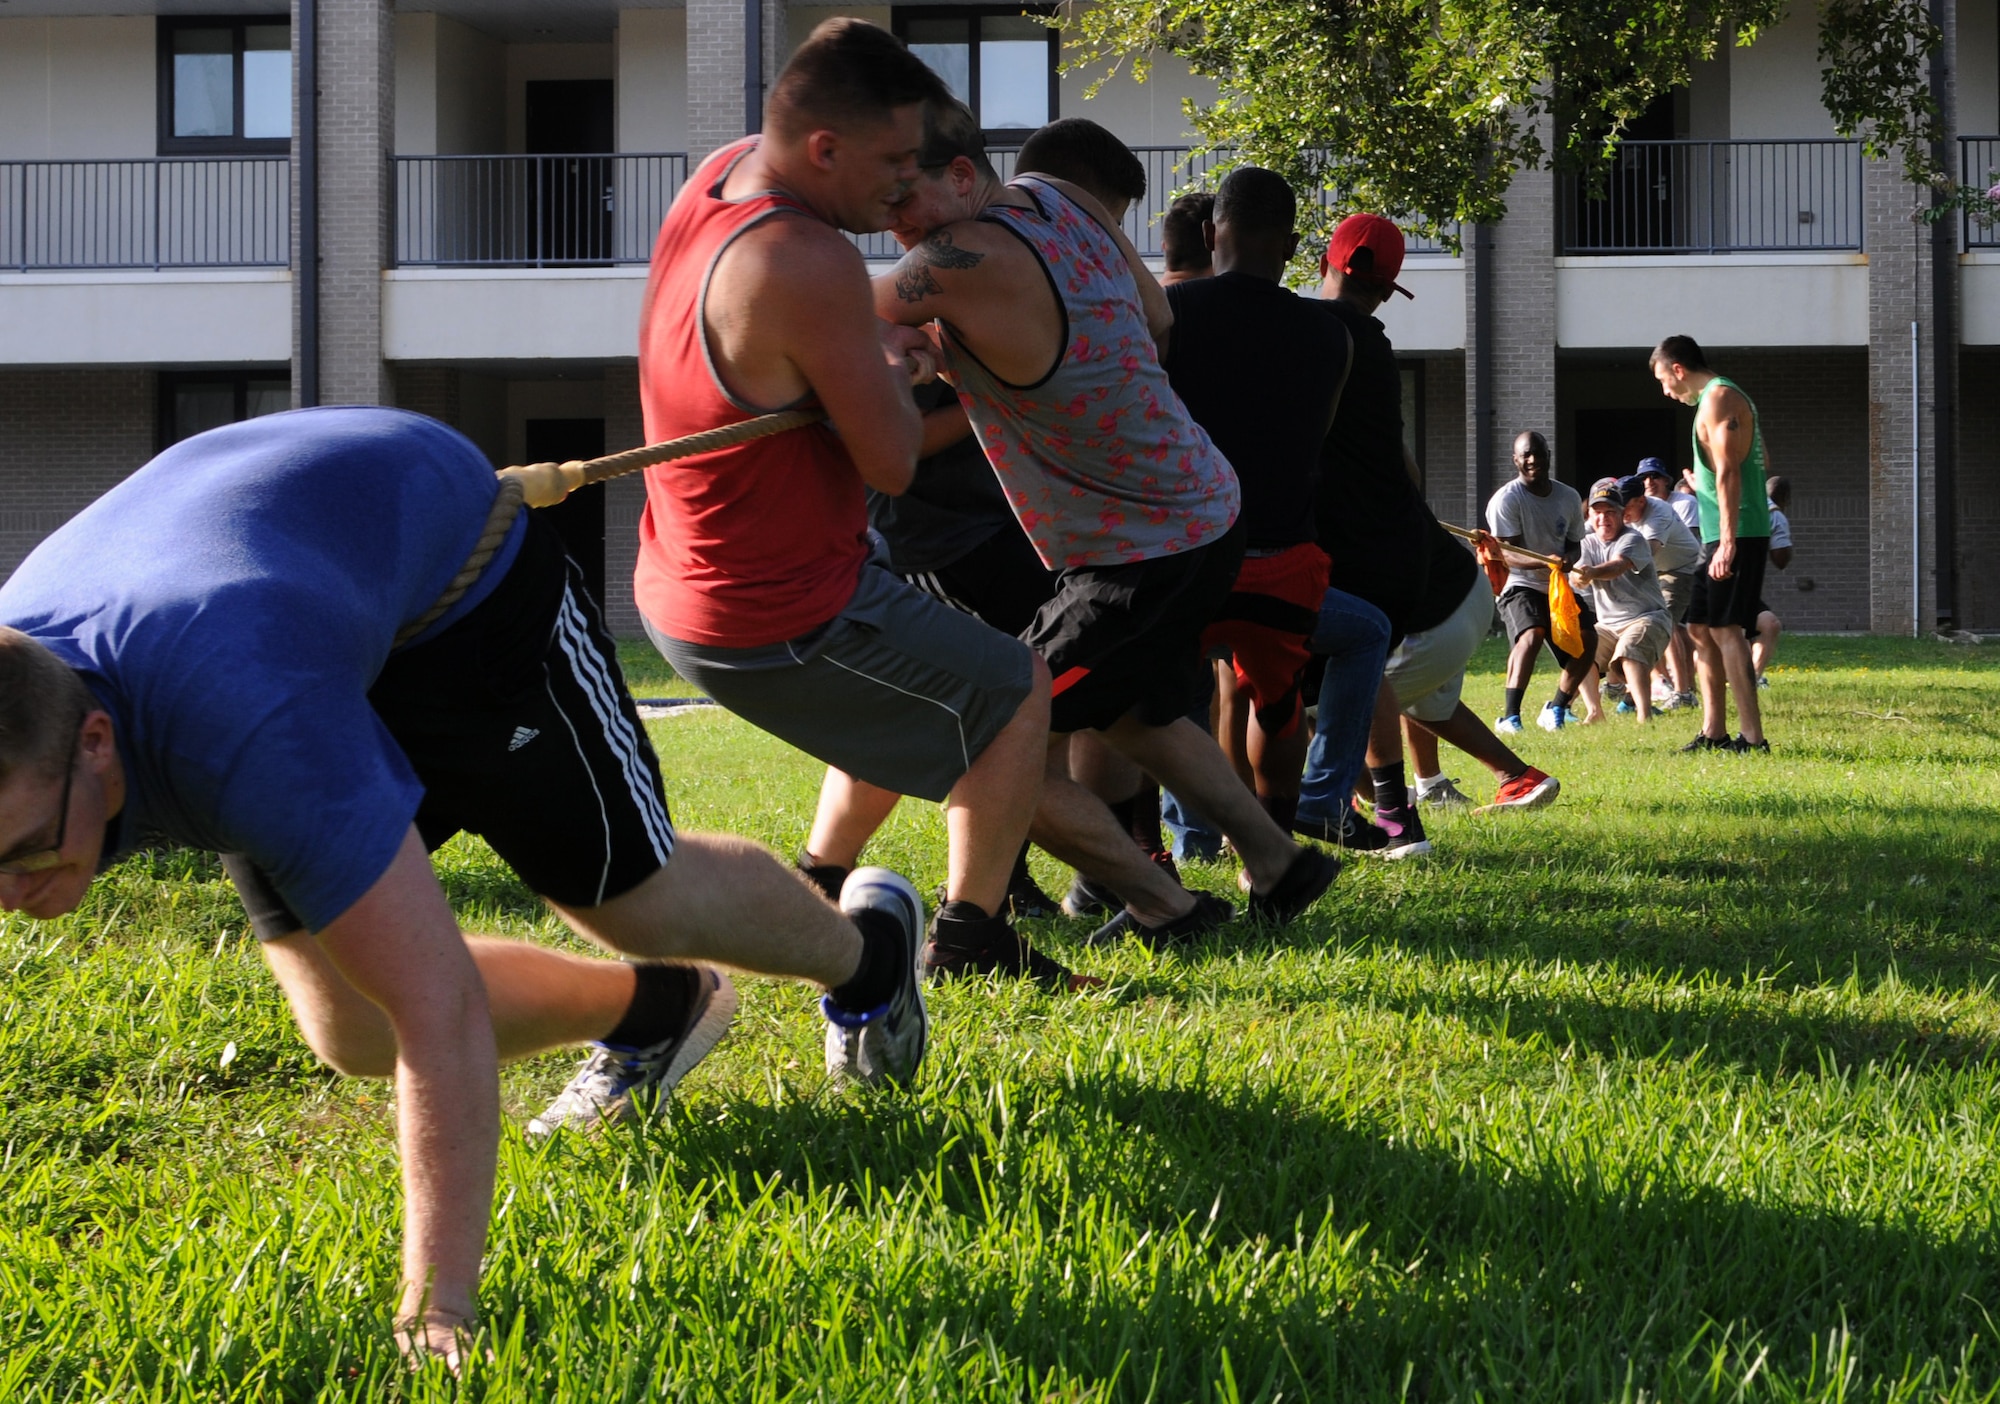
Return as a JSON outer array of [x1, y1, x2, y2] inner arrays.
[[1031, 516, 1247, 734], [899, 524, 1059, 639], [225, 515, 676, 940], [1496, 584, 1598, 667], [1686, 536, 1770, 634]]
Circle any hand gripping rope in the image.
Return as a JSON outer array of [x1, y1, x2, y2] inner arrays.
[[394, 407, 826, 647], [1439, 520, 1585, 658]]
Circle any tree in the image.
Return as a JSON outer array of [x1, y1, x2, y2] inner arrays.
[[1060, 0, 1948, 251]]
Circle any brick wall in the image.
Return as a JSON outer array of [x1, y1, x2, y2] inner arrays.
[[0, 371, 155, 582], [301, 0, 392, 406], [687, 0, 786, 159], [1722, 350, 1871, 632], [1465, 152, 1559, 512], [1419, 352, 1468, 526], [1955, 349, 2000, 629], [603, 363, 647, 638]]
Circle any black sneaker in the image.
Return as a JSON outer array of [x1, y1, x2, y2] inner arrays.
[[1731, 735, 1772, 754], [798, 855, 849, 903], [1005, 864, 1061, 920], [924, 903, 1098, 992], [1292, 808, 1390, 852], [1090, 891, 1236, 950], [1061, 874, 1123, 919], [1247, 847, 1343, 925], [1679, 733, 1729, 754]]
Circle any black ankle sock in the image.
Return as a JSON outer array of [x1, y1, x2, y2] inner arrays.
[[1262, 792, 1298, 833], [829, 908, 904, 1013], [1106, 795, 1140, 839], [1503, 686, 1525, 718], [1368, 763, 1408, 813], [1008, 843, 1037, 888], [601, 963, 695, 1049], [1552, 689, 1574, 711], [929, 899, 1008, 952], [798, 852, 848, 904], [1130, 783, 1165, 855]]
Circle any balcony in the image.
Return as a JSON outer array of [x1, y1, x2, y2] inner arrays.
[[1562, 139, 1863, 254], [1963, 137, 1999, 250], [1, 157, 290, 271], [394, 154, 688, 267]]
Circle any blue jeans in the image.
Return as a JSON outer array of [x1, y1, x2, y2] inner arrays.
[[1296, 588, 1392, 826], [1160, 677, 1225, 861]]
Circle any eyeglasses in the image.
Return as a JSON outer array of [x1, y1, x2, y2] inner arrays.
[[0, 723, 81, 877]]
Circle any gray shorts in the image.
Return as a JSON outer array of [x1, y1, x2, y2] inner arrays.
[[1387, 571, 1493, 723], [648, 562, 1035, 803], [1658, 569, 1694, 624]]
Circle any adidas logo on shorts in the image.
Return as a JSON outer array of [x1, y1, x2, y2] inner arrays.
[[508, 725, 541, 752]]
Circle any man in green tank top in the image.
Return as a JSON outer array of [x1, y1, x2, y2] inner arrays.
[[1650, 334, 1770, 753]]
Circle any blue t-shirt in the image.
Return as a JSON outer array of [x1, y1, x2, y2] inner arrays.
[[0, 406, 524, 931]]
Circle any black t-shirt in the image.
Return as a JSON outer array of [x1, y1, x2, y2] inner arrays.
[[866, 379, 1012, 574], [1162, 271, 1349, 550], [1315, 300, 1477, 642]]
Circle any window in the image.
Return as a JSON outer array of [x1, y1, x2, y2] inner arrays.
[[158, 18, 291, 154], [160, 371, 291, 449], [894, 8, 1057, 140]]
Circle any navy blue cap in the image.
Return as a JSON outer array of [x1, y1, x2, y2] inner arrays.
[[1636, 457, 1670, 479], [1617, 474, 1647, 503]]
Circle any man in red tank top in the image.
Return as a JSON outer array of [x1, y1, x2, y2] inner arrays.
[[635, 20, 1080, 991]]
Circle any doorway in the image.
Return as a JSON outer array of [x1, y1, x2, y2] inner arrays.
[[525, 417, 607, 608], [525, 79, 614, 263], [1572, 408, 1679, 487]]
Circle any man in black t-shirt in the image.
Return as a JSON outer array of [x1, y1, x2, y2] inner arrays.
[[1301, 215, 1561, 825], [1159, 165, 1353, 831]]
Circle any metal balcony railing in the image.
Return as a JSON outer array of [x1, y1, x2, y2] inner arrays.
[[0, 157, 290, 271], [1562, 139, 1863, 254], [853, 146, 1453, 261], [394, 153, 689, 267], [1962, 137, 2000, 249]]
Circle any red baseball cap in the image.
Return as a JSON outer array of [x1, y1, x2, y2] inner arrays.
[[1321, 213, 1413, 299]]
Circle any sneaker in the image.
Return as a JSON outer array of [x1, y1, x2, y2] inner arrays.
[[1675, 691, 1698, 710], [1653, 688, 1680, 710], [1414, 775, 1473, 808], [924, 918, 1097, 992], [1090, 891, 1235, 949], [1369, 804, 1433, 860], [1537, 701, 1571, 732], [1495, 713, 1524, 734], [1247, 847, 1343, 925], [1615, 697, 1636, 715], [1731, 735, 1772, 754], [1005, 865, 1060, 920], [1679, 732, 1729, 754], [1061, 874, 1122, 920], [527, 967, 737, 1136], [1291, 807, 1390, 852], [1603, 679, 1628, 700], [823, 868, 928, 1087], [1473, 767, 1560, 814], [1757, 675, 1770, 690]]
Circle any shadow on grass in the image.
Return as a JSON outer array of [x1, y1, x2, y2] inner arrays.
[[555, 1071, 2000, 1399]]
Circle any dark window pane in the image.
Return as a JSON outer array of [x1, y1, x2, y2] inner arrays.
[[245, 379, 291, 418], [172, 384, 237, 443]]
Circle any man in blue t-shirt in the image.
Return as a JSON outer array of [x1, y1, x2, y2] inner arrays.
[[0, 407, 929, 1365]]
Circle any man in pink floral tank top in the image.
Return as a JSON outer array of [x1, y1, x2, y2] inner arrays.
[[874, 115, 1342, 950]]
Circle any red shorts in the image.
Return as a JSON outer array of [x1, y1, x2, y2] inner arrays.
[[1199, 541, 1329, 738]]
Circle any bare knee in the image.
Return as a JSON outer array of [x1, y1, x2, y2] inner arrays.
[[295, 1018, 398, 1079]]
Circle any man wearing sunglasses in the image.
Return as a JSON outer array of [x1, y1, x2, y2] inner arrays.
[[0, 405, 930, 1368]]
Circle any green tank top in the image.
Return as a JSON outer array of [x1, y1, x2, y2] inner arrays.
[[1692, 374, 1771, 542]]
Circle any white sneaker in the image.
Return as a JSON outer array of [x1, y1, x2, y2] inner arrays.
[[1537, 701, 1571, 732], [822, 867, 928, 1088], [1495, 714, 1523, 734], [1414, 775, 1473, 808], [527, 967, 737, 1136]]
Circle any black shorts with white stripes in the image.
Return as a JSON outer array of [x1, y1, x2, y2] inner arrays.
[[224, 514, 676, 939]]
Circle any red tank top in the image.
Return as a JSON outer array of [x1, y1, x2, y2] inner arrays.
[[635, 137, 869, 646]]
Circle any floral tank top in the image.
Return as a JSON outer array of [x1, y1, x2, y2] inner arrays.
[[941, 177, 1240, 571]]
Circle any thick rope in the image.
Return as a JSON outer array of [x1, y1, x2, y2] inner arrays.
[[397, 407, 825, 649]]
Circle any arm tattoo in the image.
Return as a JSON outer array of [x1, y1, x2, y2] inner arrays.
[[891, 231, 984, 303], [916, 230, 984, 269], [894, 262, 945, 303]]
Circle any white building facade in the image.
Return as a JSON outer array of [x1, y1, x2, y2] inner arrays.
[[1, 0, 1994, 635]]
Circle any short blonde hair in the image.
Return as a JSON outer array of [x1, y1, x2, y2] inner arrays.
[[0, 628, 91, 787]]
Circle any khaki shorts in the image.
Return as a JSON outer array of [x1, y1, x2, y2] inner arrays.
[[1593, 612, 1673, 673], [1658, 569, 1694, 624], [1387, 571, 1494, 724]]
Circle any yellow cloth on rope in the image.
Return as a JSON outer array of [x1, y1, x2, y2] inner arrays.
[[1547, 565, 1584, 658]]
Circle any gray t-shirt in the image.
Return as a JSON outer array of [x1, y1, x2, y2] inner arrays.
[[1579, 525, 1669, 628], [1630, 494, 1702, 576], [1486, 478, 1584, 594]]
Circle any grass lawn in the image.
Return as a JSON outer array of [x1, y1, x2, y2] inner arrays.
[[6, 636, 2000, 1401]]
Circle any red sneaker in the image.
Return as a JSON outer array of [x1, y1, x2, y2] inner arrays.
[[1475, 767, 1560, 813]]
